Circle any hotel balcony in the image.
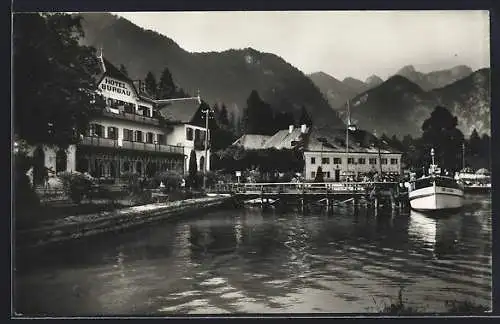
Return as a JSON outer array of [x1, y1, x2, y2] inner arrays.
[[100, 108, 160, 126], [79, 136, 184, 155]]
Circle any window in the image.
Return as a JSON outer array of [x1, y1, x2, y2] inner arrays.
[[123, 129, 133, 141], [311, 157, 316, 164], [107, 127, 118, 140], [348, 157, 355, 164], [146, 132, 154, 144], [391, 158, 398, 165], [138, 105, 149, 116], [358, 158, 366, 164], [311, 171, 316, 178], [157, 134, 165, 145], [124, 102, 134, 113], [186, 127, 193, 141], [90, 124, 104, 137], [322, 157, 330, 164], [195, 129, 201, 142], [333, 158, 342, 164], [381, 158, 388, 165], [369, 158, 377, 165], [326, 171, 331, 178], [135, 130, 143, 142]]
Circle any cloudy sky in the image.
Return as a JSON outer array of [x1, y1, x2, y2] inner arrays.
[[115, 11, 490, 81]]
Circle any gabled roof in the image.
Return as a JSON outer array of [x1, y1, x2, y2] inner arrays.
[[305, 126, 402, 154], [101, 58, 133, 83], [233, 126, 309, 150], [233, 135, 272, 150], [158, 98, 201, 124], [96, 56, 155, 103], [263, 127, 307, 149]]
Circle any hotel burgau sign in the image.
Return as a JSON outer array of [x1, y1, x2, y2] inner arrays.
[[99, 77, 136, 102]]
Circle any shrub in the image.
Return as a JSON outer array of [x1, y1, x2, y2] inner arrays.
[[154, 170, 183, 192], [58, 171, 93, 204], [204, 170, 224, 188]]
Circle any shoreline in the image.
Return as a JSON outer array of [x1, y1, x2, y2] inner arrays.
[[15, 195, 234, 250]]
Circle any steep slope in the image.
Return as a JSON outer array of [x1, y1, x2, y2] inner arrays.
[[346, 75, 435, 137], [344, 69, 490, 137], [78, 12, 344, 128], [342, 77, 367, 93], [308, 72, 383, 110], [307, 72, 359, 110], [432, 68, 490, 135], [396, 64, 473, 91]]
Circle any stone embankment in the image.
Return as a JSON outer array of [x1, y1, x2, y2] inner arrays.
[[17, 196, 232, 249]]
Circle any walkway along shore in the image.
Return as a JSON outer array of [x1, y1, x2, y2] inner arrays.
[[16, 196, 233, 249]]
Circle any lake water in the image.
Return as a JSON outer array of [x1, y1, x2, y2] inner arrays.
[[14, 194, 491, 316]]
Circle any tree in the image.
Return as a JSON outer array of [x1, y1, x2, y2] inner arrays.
[[468, 128, 481, 156], [314, 166, 324, 183], [14, 13, 104, 149], [242, 90, 274, 135], [188, 149, 198, 188], [273, 111, 295, 132], [144, 71, 157, 98], [299, 105, 312, 127], [420, 106, 464, 172], [119, 64, 129, 77], [218, 104, 230, 128], [480, 133, 491, 161], [157, 66, 177, 99]]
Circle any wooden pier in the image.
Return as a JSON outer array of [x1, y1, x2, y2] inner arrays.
[[211, 182, 409, 212]]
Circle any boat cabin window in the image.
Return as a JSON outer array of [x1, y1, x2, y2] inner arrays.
[[414, 177, 433, 190], [434, 177, 460, 189]]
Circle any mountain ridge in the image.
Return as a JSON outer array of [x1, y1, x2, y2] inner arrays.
[[344, 68, 490, 137], [78, 12, 345, 128]]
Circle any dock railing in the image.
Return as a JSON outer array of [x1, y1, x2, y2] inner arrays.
[[213, 181, 400, 195]]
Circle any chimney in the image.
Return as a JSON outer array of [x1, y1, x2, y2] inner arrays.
[[288, 125, 294, 134], [301, 124, 307, 133]]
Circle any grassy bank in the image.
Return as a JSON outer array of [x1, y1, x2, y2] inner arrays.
[[369, 288, 489, 315]]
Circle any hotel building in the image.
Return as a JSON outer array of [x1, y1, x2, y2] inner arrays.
[[27, 54, 210, 185]]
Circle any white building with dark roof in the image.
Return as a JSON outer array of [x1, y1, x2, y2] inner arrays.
[[303, 127, 403, 181], [158, 98, 211, 173]]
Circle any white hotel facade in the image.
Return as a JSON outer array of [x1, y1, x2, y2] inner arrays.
[[26, 55, 210, 186]]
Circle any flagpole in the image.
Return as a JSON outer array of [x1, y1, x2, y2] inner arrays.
[[346, 101, 349, 182]]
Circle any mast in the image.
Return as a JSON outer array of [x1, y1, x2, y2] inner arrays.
[[462, 141, 465, 170], [346, 101, 349, 181], [374, 130, 383, 175]]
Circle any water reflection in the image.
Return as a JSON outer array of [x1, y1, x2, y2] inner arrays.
[[15, 195, 491, 315]]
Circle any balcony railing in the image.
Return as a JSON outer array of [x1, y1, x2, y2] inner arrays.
[[101, 108, 160, 126], [80, 136, 184, 154]]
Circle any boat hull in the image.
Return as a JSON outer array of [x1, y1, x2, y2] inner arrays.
[[409, 186, 463, 211]]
